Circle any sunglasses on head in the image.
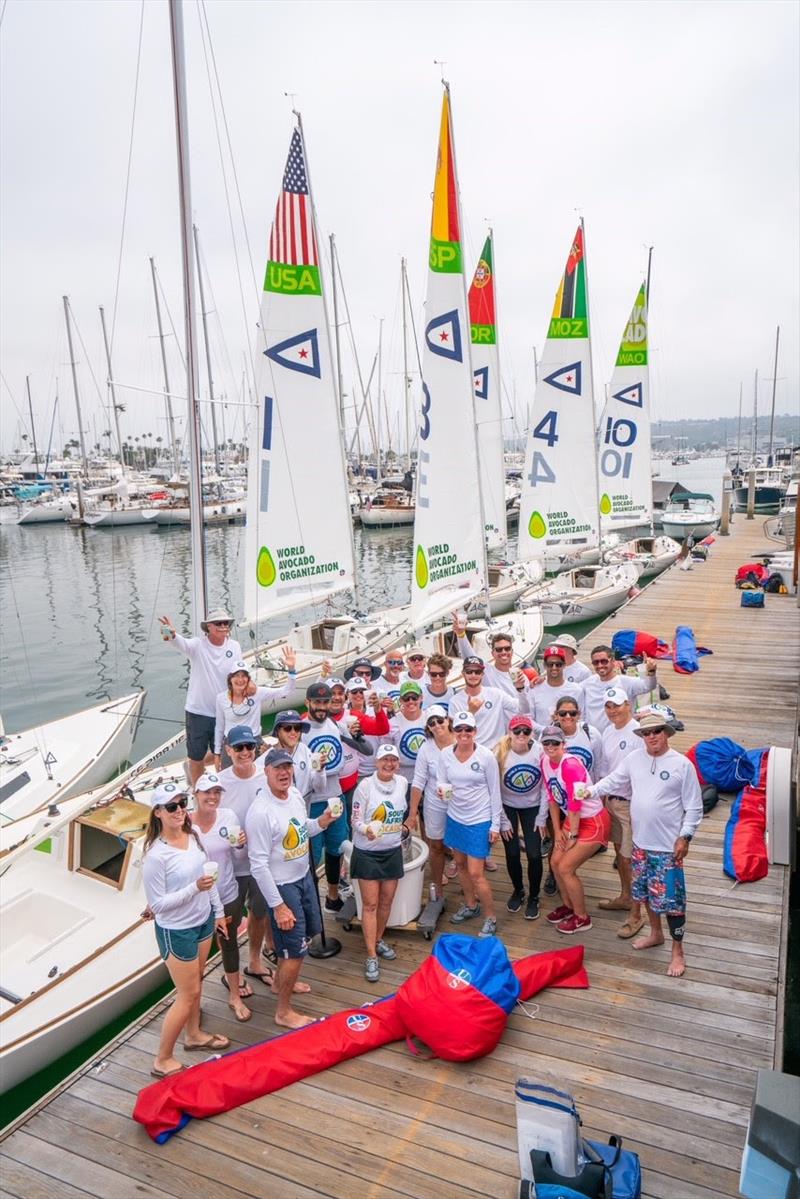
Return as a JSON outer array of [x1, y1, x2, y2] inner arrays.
[[231, 743, 257, 752], [557, 710, 578, 718], [427, 716, 446, 726], [428, 670, 446, 678], [161, 796, 189, 813]]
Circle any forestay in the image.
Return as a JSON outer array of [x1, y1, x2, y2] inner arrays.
[[469, 233, 507, 552], [411, 88, 486, 631], [598, 281, 652, 532], [519, 224, 599, 562], [244, 124, 355, 624]]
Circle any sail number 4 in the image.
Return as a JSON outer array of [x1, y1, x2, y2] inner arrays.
[[527, 410, 558, 487], [601, 416, 638, 480]]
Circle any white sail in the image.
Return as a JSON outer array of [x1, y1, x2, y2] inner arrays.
[[244, 125, 355, 624], [469, 232, 507, 552], [519, 224, 599, 562], [598, 282, 652, 531], [411, 88, 486, 631]]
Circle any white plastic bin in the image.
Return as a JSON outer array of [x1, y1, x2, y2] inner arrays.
[[350, 835, 429, 927], [515, 1078, 581, 1180]]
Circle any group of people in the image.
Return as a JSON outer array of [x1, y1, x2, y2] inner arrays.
[[141, 607, 703, 1077]]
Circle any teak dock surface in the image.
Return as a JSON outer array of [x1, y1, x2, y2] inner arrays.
[[2, 518, 797, 1199]]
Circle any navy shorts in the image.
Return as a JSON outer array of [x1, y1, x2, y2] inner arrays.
[[155, 912, 215, 962], [237, 874, 268, 920], [186, 711, 216, 762], [268, 872, 322, 959]]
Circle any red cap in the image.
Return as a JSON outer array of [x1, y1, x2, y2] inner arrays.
[[509, 714, 534, 732], [543, 645, 566, 661]]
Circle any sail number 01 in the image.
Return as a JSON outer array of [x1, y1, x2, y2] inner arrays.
[[528, 410, 639, 486]]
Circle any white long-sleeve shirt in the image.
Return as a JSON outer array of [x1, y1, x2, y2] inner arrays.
[[411, 738, 449, 808], [302, 717, 345, 800], [351, 774, 408, 851], [565, 659, 592, 684], [437, 743, 502, 831], [245, 787, 323, 909], [528, 679, 584, 729], [592, 748, 703, 852], [213, 681, 294, 753], [599, 719, 641, 798], [455, 634, 530, 703], [388, 712, 427, 782], [454, 687, 523, 748], [498, 746, 547, 822], [142, 834, 223, 927], [217, 765, 265, 876], [193, 807, 240, 905], [169, 633, 243, 718], [582, 672, 657, 732]]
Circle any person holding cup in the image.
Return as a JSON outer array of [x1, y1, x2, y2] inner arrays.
[[408, 706, 455, 901], [350, 744, 408, 982], [141, 782, 231, 1077]]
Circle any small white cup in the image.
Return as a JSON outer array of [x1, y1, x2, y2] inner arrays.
[[202, 860, 219, 881], [227, 824, 241, 846], [438, 784, 453, 801], [367, 820, 384, 839], [327, 798, 343, 819], [311, 752, 324, 771]]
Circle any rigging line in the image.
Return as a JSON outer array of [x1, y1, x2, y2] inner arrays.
[[0, 371, 27, 426], [110, 0, 145, 354], [0, 0, 7, 29], [69, 303, 108, 405], [155, 265, 187, 371]]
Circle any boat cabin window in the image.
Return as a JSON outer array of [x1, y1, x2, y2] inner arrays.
[[575, 570, 596, 589], [72, 798, 150, 889], [488, 566, 501, 587]]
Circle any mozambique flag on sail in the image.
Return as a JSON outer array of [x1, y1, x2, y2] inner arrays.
[[615, 282, 648, 367], [469, 234, 496, 345], [429, 92, 462, 274], [264, 127, 322, 297], [548, 225, 587, 339]]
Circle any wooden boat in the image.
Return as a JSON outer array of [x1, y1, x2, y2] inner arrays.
[[518, 561, 640, 627]]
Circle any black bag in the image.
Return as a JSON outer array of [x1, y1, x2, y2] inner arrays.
[[764, 572, 783, 593], [529, 1148, 612, 1199]]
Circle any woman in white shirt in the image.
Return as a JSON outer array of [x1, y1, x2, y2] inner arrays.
[[213, 648, 297, 766], [408, 706, 455, 901], [494, 715, 548, 922], [141, 782, 231, 1078], [350, 745, 408, 983]]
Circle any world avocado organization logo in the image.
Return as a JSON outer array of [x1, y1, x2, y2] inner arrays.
[[565, 744, 593, 770], [281, 817, 308, 860], [309, 734, 342, 771], [504, 763, 542, 793], [399, 727, 426, 759]]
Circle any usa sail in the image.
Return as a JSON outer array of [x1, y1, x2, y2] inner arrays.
[[598, 281, 651, 531], [519, 223, 599, 563], [411, 87, 486, 630], [469, 232, 507, 552], [244, 124, 355, 624]]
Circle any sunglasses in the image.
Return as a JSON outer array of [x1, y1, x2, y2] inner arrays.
[[280, 725, 303, 733], [557, 710, 578, 718], [463, 669, 484, 675], [428, 670, 446, 678], [592, 658, 611, 666], [400, 694, 420, 701], [408, 655, 425, 662], [641, 728, 667, 737], [493, 646, 512, 653], [512, 727, 533, 736], [231, 743, 257, 752], [161, 797, 189, 812], [387, 659, 404, 666], [354, 669, 373, 677], [454, 725, 474, 733], [427, 716, 446, 726], [211, 621, 232, 628], [541, 740, 562, 747]]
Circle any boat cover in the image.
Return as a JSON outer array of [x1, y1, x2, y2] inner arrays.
[[686, 738, 757, 793], [611, 630, 671, 660], [671, 625, 712, 674], [723, 749, 769, 883]]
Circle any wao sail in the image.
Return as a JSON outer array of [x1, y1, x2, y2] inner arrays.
[[469, 231, 507, 552], [519, 224, 599, 563], [598, 281, 652, 532], [411, 87, 487, 631], [244, 124, 355, 624]]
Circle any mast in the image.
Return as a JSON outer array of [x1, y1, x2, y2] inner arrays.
[[767, 324, 780, 466], [193, 224, 222, 480], [25, 376, 40, 472], [401, 257, 410, 468], [150, 257, 181, 477], [579, 217, 602, 542], [645, 245, 653, 302], [62, 295, 88, 477], [99, 306, 126, 475], [735, 380, 743, 467], [752, 369, 758, 459], [169, 0, 207, 625], [375, 317, 384, 483], [330, 233, 346, 437]]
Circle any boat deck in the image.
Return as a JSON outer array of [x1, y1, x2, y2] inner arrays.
[[2, 518, 797, 1199]]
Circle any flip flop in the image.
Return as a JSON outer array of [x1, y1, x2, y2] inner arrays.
[[243, 966, 275, 987], [261, 947, 278, 967], [183, 1033, 231, 1052], [150, 1064, 185, 1078], [221, 976, 254, 999]]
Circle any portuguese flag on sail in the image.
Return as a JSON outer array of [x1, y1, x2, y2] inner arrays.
[[469, 234, 496, 345], [548, 225, 587, 338], [429, 92, 462, 274]]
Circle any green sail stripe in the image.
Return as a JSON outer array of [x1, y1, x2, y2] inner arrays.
[[429, 237, 462, 274], [471, 323, 496, 344], [264, 262, 322, 295], [573, 260, 587, 319]]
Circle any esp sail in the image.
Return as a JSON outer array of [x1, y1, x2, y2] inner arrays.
[[469, 232, 507, 552]]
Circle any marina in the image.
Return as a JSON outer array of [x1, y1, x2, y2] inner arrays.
[[1, 516, 796, 1198]]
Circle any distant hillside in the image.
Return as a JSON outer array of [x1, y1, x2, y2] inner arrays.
[[651, 413, 799, 451]]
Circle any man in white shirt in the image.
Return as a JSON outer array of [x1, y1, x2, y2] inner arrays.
[[549, 634, 591, 684], [581, 644, 658, 731], [459, 656, 526, 747], [589, 712, 703, 978], [597, 688, 643, 939], [373, 652, 406, 706], [453, 616, 531, 702], [529, 646, 584, 729], [159, 606, 244, 786]]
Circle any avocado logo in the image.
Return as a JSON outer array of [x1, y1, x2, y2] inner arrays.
[[282, 818, 302, 851], [600, 493, 612, 516], [415, 545, 429, 589], [528, 510, 547, 539], [257, 546, 277, 588], [372, 803, 387, 822]]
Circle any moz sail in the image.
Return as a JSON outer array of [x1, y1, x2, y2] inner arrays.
[[469, 232, 507, 552], [244, 124, 355, 624], [519, 224, 599, 562], [411, 88, 486, 631], [598, 282, 652, 531]]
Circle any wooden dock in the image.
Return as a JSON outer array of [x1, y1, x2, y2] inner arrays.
[[2, 518, 797, 1199]]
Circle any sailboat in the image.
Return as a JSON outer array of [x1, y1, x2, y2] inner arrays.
[[599, 276, 681, 578]]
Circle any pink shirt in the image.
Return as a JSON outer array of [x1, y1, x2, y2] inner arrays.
[[541, 754, 602, 819]]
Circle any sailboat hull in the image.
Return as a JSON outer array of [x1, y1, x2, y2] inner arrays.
[[519, 563, 639, 628]]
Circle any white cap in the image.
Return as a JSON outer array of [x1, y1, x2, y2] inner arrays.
[[425, 704, 448, 722], [227, 660, 251, 677], [194, 772, 225, 793], [345, 677, 368, 692], [149, 781, 189, 809], [452, 711, 477, 730], [328, 677, 346, 689], [603, 686, 629, 706], [376, 743, 400, 760], [551, 633, 579, 653]]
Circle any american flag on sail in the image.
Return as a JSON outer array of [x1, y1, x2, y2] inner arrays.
[[268, 129, 318, 267]]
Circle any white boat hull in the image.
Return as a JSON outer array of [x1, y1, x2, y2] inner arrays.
[[145, 501, 247, 526], [16, 500, 73, 525], [603, 536, 682, 580], [519, 563, 639, 628], [83, 506, 161, 527], [660, 516, 718, 541], [358, 505, 415, 527]]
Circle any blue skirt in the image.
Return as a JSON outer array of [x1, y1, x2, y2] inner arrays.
[[445, 815, 491, 859]]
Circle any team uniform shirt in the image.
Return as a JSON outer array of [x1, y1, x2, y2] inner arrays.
[[498, 746, 547, 824], [256, 741, 327, 806], [592, 748, 703, 852], [302, 717, 345, 800], [373, 674, 403, 704], [565, 659, 592, 684], [437, 743, 502, 832], [388, 711, 427, 783], [170, 633, 243, 718], [194, 807, 240, 904], [582, 672, 657, 732], [420, 682, 457, 712], [528, 679, 584, 729], [351, 773, 408, 852], [217, 765, 265, 876], [455, 634, 531, 704], [411, 739, 449, 807], [600, 718, 641, 798], [455, 687, 522, 749], [213, 680, 294, 754], [564, 723, 605, 781], [142, 834, 223, 928], [541, 754, 600, 820], [245, 786, 323, 910]]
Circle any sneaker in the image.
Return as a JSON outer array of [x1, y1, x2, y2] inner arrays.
[[525, 898, 540, 921], [325, 896, 344, 913], [375, 939, 396, 960], [506, 890, 525, 914], [543, 873, 558, 897], [450, 902, 481, 924], [546, 904, 573, 924], [541, 836, 553, 858], [557, 914, 592, 935], [364, 957, 379, 982], [478, 917, 497, 938]]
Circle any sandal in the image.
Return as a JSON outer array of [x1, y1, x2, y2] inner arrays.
[[243, 966, 275, 987], [184, 1033, 231, 1052], [261, 947, 278, 967], [221, 976, 254, 999], [228, 1004, 252, 1023]]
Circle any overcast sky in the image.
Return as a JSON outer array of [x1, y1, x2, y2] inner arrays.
[[1, 0, 798, 458]]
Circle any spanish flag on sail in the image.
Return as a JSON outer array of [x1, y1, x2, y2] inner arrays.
[[429, 92, 462, 274], [549, 225, 588, 338]]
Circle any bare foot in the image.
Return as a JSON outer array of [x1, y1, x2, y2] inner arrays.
[[632, 931, 665, 951], [269, 976, 311, 995], [152, 1056, 183, 1077], [275, 1010, 316, 1029], [667, 944, 686, 977], [228, 1002, 252, 1022]]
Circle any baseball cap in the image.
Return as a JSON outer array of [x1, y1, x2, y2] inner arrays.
[[227, 724, 259, 747], [603, 686, 629, 706], [406, 646, 427, 659], [328, 677, 346, 690], [551, 634, 579, 653], [399, 680, 422, 698], [194, 772, 224, 793], [452, 711, 477, 730], [263, 747, 295, 767], [462, 655, 485, 670], [273, 709, 310, 733], [149, 781, 190, 808], [543, 645, 566, 661], [306, 682, 332, 701], [226, 660, 251, 678], [509, 714, 534, 732], [540, 723, 566, 743], [425, 704, 448, 723], [345, 677, 367, 692], [376, 743, 400, 761]]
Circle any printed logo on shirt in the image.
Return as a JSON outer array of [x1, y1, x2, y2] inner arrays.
[[660, 770, 670, 781], [347, 1013, 371, 1032], [399, 727, 426, 761], [281, 817, 309, 861], [546, 777, 568, 814], [308, 734, 343, 771], [386, 687, 401, 701], [297, 760, 307, 771], [372, 800, 404, 834], [504, 762, 542, 794], [225, 649, 233, 658], [565, 744, 593, 771], [470, 762, 481, 772], [619, 739, 627, 750], [484, 700, 493, 710]]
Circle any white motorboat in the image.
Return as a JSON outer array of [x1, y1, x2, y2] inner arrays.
[[16, 498, 74, 525], [0, 693, 145, 829], [518, 561, 640, 628], [660, 492, 720, 541], [603, 535, 682, 580]]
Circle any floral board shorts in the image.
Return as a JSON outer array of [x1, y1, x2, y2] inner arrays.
[[631, 847, 686, 915]]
